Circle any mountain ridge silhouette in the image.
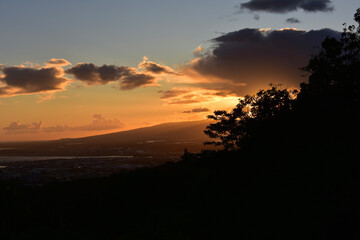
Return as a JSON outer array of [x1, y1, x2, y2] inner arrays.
[[56, 120, 212, 145]]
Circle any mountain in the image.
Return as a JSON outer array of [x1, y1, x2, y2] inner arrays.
[[66, 120, 212, 145], [0, 120, 214, 156]]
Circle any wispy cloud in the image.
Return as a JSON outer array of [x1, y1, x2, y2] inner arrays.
[[2, 114, 124, 134], [193, 45, 204, 56], [160, 87, 236, 105], [46, 58, 72, 67], [37, 93, 56, 103], [159, 89, 191, 99], [183, 107, 210, 114], [3, 121, 44, 134]]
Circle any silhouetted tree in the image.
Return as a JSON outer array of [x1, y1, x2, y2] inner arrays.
[[300, 8, 360, 104], [294, 8, 360, 152], [204, 84, 297, 150], [205, 8, 360, 152]]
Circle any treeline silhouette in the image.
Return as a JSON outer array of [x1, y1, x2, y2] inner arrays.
[[1, 8, 360, 240]]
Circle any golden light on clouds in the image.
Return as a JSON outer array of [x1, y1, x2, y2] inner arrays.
[[278, 27, 304, 31], [193, 45, 204, 55], [0, 26, 340, 141]]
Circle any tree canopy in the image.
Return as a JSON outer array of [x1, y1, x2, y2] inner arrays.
[[205, 8, 360, 151], [204, 85, 297, 150], [300, 8, 360, 103]]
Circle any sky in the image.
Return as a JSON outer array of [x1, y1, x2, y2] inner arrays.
[[0, 0, 359, 141]]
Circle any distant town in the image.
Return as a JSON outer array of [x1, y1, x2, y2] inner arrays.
[[0, 154, 181, 186], [0, 120, 213, 186]]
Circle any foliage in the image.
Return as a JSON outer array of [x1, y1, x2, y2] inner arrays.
[[204, 84, 297, 150], [205, 8, 360, 151], [300, 9, 360, 102]]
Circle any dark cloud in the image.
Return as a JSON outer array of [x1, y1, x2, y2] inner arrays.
[[210, 90, 235, 97], [240, 0, 334, 13], [66, 62, 157, 90], [188, 28, 340, 94], [3, 114, 124, 134], [183, 108, 210, 113], [139, 57, 176, 75], [119, 73, 155, 90], [1, 58, 174, 95], [300, 0, 334, 12], [286, 17, 301, 23], [66, 63, 132, 85], [0, 66, 70, 97], [192, 107, 210, 113]]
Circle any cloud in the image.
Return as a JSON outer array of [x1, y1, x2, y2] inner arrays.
[[66, 63, 132, 85], [160, 87, 235, 105], [0, 64, 71, 97], [71, 114, 125, 131], [1, 57, 176, 95], [139, 57, 176, 75], [159, 89, 191, 99], [37, 93, 56, 103], [119, 73, 156, 90], [42, 124, 70, 133], [286, 17, 301, 23], [3, 114, 124, 134], [186, 28, 340, 94], [161, 88, 207, 105], [46, 58, 72, 66], [169, 99, 202, 105], [66, 58, 171, 90], [3, 121, 44, 134], [193, 45, 204, 56], [183, 107, 210, 114], [239, 0, 334, 13], [192, 107, 211, 113]]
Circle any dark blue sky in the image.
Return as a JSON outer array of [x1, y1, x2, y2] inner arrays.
[[0, 0, 358, 66]]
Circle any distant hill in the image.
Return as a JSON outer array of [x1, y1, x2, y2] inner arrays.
[[63, 120, 212, 145], [0, 120, 214, 156]]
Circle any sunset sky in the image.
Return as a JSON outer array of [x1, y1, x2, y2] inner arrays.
[[0, 0, 359, 141]]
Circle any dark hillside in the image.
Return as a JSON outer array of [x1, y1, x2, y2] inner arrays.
[[65, 120, 212, 145], [0, 120, 213, 156]]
